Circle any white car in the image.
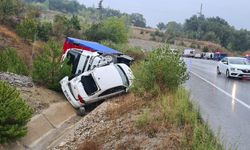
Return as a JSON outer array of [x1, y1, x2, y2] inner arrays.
[[60, 63, 134, 115], [217, 57, 250, 78], [61, 48, 117, 75], [194, 53, 202, 58]]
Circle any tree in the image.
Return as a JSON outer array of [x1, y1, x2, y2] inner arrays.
[[130, 13, 146, 27], [17, 18, 38, 41], [0, 81, 33, 143], [37, 22, 52, 41], [32, 40, 71, 91], [0, 0, 23, 24], [52, 15, 81, 38], [157, 22, 166, 30], [85, 17, 128, 43]]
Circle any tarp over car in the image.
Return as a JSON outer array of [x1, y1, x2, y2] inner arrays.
[[63, 37, 122, 55]]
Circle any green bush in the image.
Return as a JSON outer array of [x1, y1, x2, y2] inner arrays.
[[85, 17, 128, 43], [16, 18, 38, 41], [32, 40, 71, 91], [0, 81, 33, 144], [37, 21, 52, 42], [0, 48, 29, 75], [132, 45, 189, 96]]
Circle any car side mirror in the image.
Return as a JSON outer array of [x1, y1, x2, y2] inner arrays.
[[222, 61, 228, 65]]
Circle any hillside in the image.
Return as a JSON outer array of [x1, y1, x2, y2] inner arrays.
[[0, 25, 45, 67]]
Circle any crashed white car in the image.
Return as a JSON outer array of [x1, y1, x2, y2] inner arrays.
[[217, 57, 250, 78], [61, 48, 116, 75], [60, 63, 134, 114]]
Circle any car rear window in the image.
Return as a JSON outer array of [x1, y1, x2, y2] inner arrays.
[[81, 74, 98, 96]]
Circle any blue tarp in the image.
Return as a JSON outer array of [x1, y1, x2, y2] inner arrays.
[[67, 37, 122, 55]]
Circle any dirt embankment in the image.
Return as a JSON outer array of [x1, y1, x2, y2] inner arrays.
[[0, 72, 64, 115], [0, 25, 45, 67], [51, 93, 183, 150]]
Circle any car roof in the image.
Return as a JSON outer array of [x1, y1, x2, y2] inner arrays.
[[66, 37, 122, 55], [91, 64, 124, 90]]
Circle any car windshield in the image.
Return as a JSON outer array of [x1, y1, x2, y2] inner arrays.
[[115, 65, 129, 87], [229, 58, 250, 65], [81, 74, 98, 96]]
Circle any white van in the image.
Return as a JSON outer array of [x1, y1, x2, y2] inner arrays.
[[183, 48, 195, 57]]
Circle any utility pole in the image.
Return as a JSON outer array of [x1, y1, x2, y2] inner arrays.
[[198, 3, 203, 17], [197, 3, 203, 40], [98, 0, 104, 21]]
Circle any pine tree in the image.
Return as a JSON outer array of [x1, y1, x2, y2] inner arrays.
[[0, 81, 33, 143]]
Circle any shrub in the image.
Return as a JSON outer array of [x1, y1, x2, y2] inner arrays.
[[203, 46, 209, 52], [0, 81, 33, 143], [37, 21, 52, 42], [16, 18, 38, 41], [0, 48, 29, 75], [132, 45, 189, 96], [32, 40, 71, 91], [85, 17, 128, 43]]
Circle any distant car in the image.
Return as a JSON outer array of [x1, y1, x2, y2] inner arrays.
[[217, 57, 250, 78], [194, 53, 202, 58], [60, 63, 134, 115], [183, 48, 195, 57], [214, 52, 227, 61], [245, 54, 250, 61], [203, 52, 214, 59]]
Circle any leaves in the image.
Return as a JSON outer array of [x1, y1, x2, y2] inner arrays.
[[0, 81, 33, 143]]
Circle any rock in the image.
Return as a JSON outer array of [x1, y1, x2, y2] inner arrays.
[[0, 72, 34, 87], [58, 142, 66, 147]]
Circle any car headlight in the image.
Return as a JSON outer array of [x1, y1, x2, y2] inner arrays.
[[230, 68, 236, 71]]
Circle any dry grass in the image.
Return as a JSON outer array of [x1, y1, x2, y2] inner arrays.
[[106, 93, 145, 120], [0, 25, 21, 43], [130, 26, 156, 41]]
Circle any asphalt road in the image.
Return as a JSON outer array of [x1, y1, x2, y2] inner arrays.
[[184, 58, 250, 150]]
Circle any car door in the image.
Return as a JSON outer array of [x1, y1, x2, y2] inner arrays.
[[220, 58, 228, 74]]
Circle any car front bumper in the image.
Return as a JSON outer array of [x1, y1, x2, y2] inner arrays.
[[230, 71, 250, 78]]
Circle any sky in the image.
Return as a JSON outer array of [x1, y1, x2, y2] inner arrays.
[[77, 0, 250, 30]]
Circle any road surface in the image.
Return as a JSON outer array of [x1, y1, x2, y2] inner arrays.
[[185, 58, 250, 150]]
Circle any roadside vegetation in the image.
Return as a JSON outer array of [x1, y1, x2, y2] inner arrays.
[[0, 81, 33, 144], [156, 15, 250, 52], [32, 40, 71, 91], [132, 45, 223, 149], [0, 48, 29, 75]]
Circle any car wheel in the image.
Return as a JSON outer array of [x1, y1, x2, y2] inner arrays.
[[217, 67, 221, 75], [77, 107, 86, 116], [103, 54, 117, 64], [226, 69, 230, 78]]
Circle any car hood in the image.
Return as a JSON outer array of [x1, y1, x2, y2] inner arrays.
[[229, 64, 250, 70]]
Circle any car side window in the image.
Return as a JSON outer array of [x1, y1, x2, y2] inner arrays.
[[99, 86, 126, 97], [221, 58, 228, 63]]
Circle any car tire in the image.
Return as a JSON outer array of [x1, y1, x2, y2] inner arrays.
[[226, 69, 230, 78], [217, 67, 221, 75], [103, 54, 117, 64], [77, 107, 86, 116]]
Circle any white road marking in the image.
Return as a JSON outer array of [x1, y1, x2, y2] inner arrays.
[[190, 70, 250, 110]]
